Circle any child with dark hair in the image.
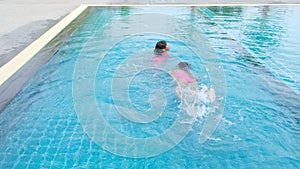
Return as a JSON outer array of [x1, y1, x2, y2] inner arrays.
[[169, 62, 216, 103], [152, 40, 170, 63], [154, 40, 170, 54]]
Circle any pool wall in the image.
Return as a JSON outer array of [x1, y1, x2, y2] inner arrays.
[[0, 5, 91, 112]]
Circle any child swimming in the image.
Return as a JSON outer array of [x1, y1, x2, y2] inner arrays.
[[169, 62, 216, 103], [152, 40, 170, 63]]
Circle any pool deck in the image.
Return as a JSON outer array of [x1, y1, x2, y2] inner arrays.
[[0, 0, 299, 67]]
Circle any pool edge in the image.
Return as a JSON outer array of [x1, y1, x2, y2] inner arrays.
[[0, 4, 89, 112]]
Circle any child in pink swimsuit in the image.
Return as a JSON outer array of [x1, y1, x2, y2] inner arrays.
[[174, 69, 197, 83], [169, 62, 197, 83], [152, 40, 170, 63], [169, 62, 216, 103]]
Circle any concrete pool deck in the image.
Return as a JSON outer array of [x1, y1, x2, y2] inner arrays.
[[0, 0, 299, 67]]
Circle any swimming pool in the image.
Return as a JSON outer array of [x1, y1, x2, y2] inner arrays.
[[0, 5, 299, 168]]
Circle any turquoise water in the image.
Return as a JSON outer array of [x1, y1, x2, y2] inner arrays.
[[0, 6, 299, 168]]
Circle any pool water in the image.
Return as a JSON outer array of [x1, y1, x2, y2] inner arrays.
[[0, 6, 300, 168]]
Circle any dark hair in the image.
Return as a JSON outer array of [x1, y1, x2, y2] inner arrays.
[[155, 40, 167, 50], [178, 62, 191, 71], [154, 40, 167, 55]]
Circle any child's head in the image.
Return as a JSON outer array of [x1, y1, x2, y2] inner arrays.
[[154, 40, 170, 54], [155, 40, 167, 50], [178, 62, 191, 71]]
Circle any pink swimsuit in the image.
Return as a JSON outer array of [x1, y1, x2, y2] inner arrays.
[[175, 71, 196, 83], [152, 54, 169, 63]]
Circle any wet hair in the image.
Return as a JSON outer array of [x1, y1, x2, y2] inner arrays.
[[154, 40, 167, 54], [178, 62, 191, 71], [155, 40, 167, 50]]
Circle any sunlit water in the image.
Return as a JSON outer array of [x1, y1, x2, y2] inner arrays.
[[0, 6, 299, 168]]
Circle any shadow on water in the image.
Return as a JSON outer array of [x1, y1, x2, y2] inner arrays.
[[197, 6, 300, 124]]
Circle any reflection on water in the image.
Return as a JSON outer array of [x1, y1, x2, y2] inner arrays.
[[198, 6, 299, 112], [120, 6, 130, 16], [208, 6, 243, 16]]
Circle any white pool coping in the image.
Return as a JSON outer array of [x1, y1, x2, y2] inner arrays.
[[0, 5, 88, 87], [0, 4, 90, 112]]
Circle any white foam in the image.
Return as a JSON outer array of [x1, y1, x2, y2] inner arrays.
[[179, 84, 215, 120]]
